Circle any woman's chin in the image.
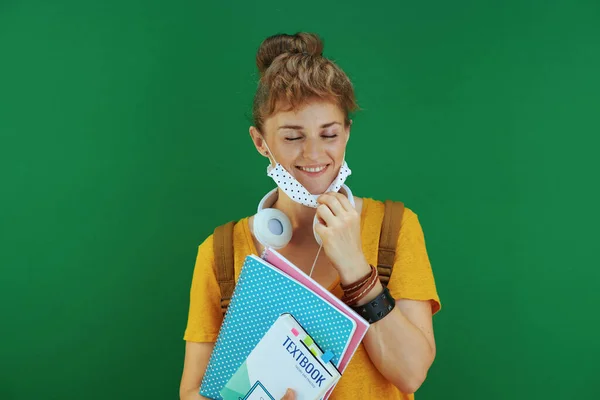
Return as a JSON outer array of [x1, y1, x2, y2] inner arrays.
[[305, 183, 333, 196], [294, 173, 337, 196]]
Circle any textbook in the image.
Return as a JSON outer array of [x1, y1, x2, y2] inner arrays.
[[199, 254, 358, 400], [220, 313, 341, 400]]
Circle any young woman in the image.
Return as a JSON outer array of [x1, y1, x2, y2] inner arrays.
[[180, 32, 441, 400]]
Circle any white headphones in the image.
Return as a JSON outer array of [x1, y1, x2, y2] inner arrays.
[[252, 184, 355, 249]]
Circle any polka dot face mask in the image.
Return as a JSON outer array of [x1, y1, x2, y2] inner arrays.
[[262, 137, 352, 208]]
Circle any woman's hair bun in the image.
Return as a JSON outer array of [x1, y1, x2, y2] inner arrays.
[[252, 32, 357, 131], [256, 32, 324, 75]]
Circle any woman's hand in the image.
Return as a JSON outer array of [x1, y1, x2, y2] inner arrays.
[[315, 192, 371, 284], [281, 388, 295, 399]]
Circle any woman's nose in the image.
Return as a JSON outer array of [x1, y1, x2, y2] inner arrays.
[[302, 138, 323, 159]]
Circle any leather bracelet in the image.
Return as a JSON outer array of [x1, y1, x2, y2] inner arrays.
[[341, 269, 380, 306], [350, 287, 396, 324], [340, 264, 376, 293], [341, 265, 378, 305]]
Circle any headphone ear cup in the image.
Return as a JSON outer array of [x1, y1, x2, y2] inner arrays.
[[253, 208, 292, 250]]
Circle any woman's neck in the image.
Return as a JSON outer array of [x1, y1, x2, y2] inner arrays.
[[271, 188, 316, 231]]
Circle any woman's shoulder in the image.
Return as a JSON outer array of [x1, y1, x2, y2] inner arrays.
[[359, 196, 419, 223], [197, 216, 252, 250], [204, 216, 256, 255]]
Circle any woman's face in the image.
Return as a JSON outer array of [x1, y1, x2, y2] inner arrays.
[[250, 99, 350, 195]]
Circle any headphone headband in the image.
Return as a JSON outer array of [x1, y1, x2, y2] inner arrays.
[[257, 188, 279, 212]]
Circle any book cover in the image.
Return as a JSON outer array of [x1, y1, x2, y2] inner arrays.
[[199, 255, 357, 400], [262, 248, 371, 399], [220, 313, 341, 400], [263, 248, 370, 373]]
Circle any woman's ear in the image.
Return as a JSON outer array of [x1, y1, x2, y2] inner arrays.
[[249, 126, 268, 156], [345, 120, 352, 142]]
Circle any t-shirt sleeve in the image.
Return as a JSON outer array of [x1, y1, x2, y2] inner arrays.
[[183, 234, 223, 342], [387, 208, 441, 315]]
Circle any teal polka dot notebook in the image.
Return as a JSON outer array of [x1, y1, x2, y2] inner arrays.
[[199, 255, 357, 400]]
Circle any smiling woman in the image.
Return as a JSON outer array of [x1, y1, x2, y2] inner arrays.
[[251, 100, 350, 197], [179, 32, 441, 400]]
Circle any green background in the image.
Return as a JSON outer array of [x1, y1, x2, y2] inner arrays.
[[1, 0, 599, 399]]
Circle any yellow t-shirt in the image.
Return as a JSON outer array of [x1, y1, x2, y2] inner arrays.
[[184, 197, 441, 399]]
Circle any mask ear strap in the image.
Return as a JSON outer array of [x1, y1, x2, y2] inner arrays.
[[260, 134, 278, 166]]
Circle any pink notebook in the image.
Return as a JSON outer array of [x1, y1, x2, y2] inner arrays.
[[263, 248, 370, 398]]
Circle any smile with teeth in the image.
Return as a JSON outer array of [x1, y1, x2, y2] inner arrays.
[[297, 165, 328, 173]]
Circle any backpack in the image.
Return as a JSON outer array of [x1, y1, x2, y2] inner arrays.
[[212, 200, 405, 315]]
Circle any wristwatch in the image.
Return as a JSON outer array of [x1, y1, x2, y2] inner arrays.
[[351, 286, 396, 324]]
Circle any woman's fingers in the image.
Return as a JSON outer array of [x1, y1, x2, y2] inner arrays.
[[281, 388, 295, 400], [317, 193, 345, 216], [317, 191, 355, 215], [316, 203, 336, 226]]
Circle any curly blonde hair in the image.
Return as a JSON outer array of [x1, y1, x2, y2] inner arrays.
[[252, 32, 358, 131]]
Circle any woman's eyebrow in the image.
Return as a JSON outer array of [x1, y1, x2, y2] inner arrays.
[[278, 121, 341, 130], [278, 124, 303, 131], [320, 121, 342, 129]]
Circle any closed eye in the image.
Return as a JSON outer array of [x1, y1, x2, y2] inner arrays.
[[285, 134, 338, 141]]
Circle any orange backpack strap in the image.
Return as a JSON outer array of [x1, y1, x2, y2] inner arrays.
[[212, 221, 236, 315], [377, 200, 405, 286]]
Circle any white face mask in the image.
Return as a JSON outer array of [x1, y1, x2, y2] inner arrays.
[[261, 136, 352, 208]]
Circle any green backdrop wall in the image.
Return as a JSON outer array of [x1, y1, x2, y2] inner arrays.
[[1, 1, 599, 399]]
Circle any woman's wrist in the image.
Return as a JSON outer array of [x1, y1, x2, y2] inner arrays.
[[352, 279, 384, 306], [337, 256, 372, 286]]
